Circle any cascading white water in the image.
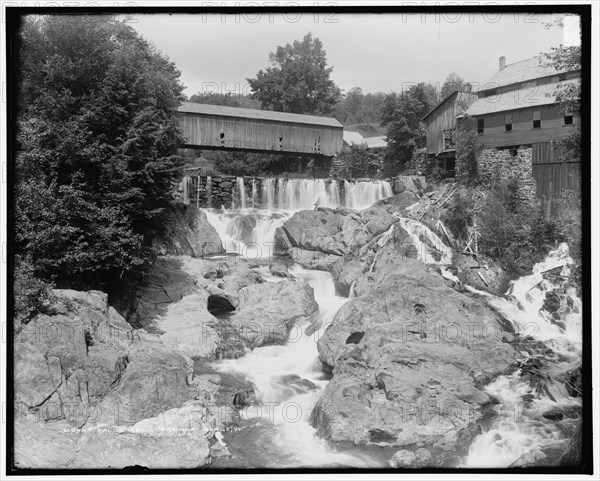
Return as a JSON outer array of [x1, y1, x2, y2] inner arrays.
[[251, 179, 257, 209], [202, 178, 393, 259], [212, 267, 376, 467], [463, 243, 581, 468], [395, 216, 453, 265], [202, 191, 581, 468], [236, 177, 247, 210], [345, 180, 393, 210]]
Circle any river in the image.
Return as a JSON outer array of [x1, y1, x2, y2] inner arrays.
[[199, 178, 581, 468]]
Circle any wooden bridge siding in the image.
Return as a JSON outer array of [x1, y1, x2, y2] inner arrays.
[[532, 142, 581, 208], [477, 105, 580, 149], [180, 113, 343, 156]]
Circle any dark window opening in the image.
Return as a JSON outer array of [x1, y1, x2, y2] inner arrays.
[[477, 119, 485, 134], [443, 129, 455, 149], [504, 114, 512, 132], [533, 120, 541, 128], [220, 132, 225, 139], [532, 110, 541, 129], [564, 115, 573, 125], [505, 124, 512, 132]]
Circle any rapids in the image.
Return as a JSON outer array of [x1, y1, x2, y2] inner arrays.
[[200, 181, 581, 468], [211, 268, 380, 467]]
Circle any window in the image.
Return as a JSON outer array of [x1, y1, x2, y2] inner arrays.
[[443, 129, 455, 149], [532, 110, 541, 128], [504, 114, 513, 132], [564, 115, 573, 125], [477, 118, 485, 134]]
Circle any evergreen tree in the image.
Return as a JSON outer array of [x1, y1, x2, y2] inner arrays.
[[15, 15, 185, 293]]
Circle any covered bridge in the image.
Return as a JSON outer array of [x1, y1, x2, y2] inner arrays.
[[178, 102, 344, 157]]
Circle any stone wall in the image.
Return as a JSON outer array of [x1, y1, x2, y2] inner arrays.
[[477, 147, 536, 202]]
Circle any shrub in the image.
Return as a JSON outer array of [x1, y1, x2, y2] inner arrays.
[[13, 257, 55, 330], [443, 191, 475, 240], [455, 115, 482, 183], [330, 144, 383, 178]]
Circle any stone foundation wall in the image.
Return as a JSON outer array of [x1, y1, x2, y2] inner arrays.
[[477, 147, 536, 203]]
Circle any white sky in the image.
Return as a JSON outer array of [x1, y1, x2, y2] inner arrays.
[[131, 12, 572, 98]]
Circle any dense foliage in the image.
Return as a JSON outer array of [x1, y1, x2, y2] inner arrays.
[[188, 91, 261, 109], [542, 45, 581, 115], [454, 115, 482, 183], [379, 83, 438, 175], [443, 176, 581, 275], [439, 72, 470, 100], [15, 16, 185, 299], [334, 87, 385, 125], [247, 33, 341, 115], [329, 144, 384, 179]]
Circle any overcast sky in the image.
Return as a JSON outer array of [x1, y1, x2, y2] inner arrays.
[[131, 12, 576, 99]]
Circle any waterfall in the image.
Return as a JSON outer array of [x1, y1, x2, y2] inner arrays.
[[206, 176, 212, 208], [251, 179, 257, 209], [395, 216, 453, 265], [201, 178, 393, 260], [277, 178, 285, 209], [463, 243, 581, 467], [199, 188, 581, 468], [344, 179, 393, 210], [236, 177, 247, 210]]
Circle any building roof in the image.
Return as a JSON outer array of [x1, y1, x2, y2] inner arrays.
[[362, 136, 388, 148], [466, 78, 580, 116], [343, 130, 366, 146], [422, 90, 477, 121], [482, 56, 570, 90], [178, 102, 343, 128]]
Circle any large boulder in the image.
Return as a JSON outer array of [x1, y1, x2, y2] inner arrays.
[[14, 401, 213, 469], [228, 281, 319, 348], [310, 257, 517, 454], [153, 203, 224, 257], [331, 257, 368, 297], [372, 190, 420, 215], [131, 257, 220, 358], [13, 288, 219, 469], [274, 206, 398, 257]]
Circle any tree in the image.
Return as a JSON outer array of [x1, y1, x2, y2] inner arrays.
[[247, 33, 341, 115], [15, 15, 185, 294], [329, 144, 383, 178], [380, 83, 438, 175], [542, 45, 581, 114], [188, 91, 261, 110], [455, 115, 482, 183], [440, 72, 469, 99]]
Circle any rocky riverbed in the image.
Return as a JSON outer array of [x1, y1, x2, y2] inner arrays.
[[12, 176, 582, 470]]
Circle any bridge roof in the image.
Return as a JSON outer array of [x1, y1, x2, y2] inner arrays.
[[178, 102, 343, 128]]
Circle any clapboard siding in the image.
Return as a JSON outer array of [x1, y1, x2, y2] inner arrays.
[[477, 105, 580, 149], [424, 91, 478, 155], [425, 100, 457, 154], [179, 113, 343, 156]]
